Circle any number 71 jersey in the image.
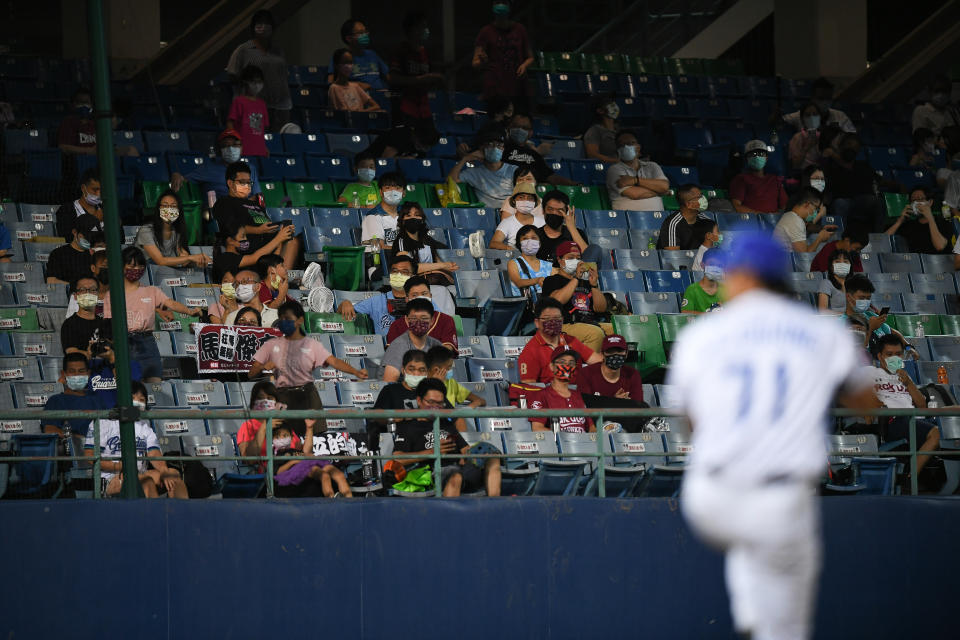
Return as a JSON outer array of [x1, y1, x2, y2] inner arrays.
[[665, 289, 867, 482]]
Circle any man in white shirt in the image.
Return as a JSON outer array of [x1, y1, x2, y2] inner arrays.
[[783, 77, 856, 133], [605, 129, 669, 211], [911, 76, 960, 136], [772, 186, 836, 253], [224, 269, 279, 327], [669, 230, 873, 640]]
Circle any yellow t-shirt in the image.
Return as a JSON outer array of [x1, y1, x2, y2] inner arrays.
[[444, 378, 472, 406]]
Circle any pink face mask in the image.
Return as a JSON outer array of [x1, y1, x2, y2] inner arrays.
[[408, 319, 431, 337]]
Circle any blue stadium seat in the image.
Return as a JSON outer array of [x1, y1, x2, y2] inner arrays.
[[628, 291, 680, 315], [866, 234, 893, 255], [16, 203, 58, 223], [397, 158, 444, 183], [329, 334, 386, 360], [423, 207, 454, 229], [456, 336, 493, 359], [143, 130, 190, 154], [436, 113, 478, 136], [123, 155, 169, 181], [547, 139, 584, 160], [869, 273, 912, 295], [24, 149, 62, 181], [856, 251, 882, 273], [305, 154, 353, 181], [10, 332, 61, 357], [454, 271, 505, 306], [311, 207, 361, 229], [582, 209, 628, 229], [111, 129, 145, 154], [651, 97, 687, 119], [714, 212, 759, 230], [166, 151, 208, 177], [910, 273, 956, 295], [711, 121, 755, 147], [785, 272, 824, 294], [332, 290, 378, 307], [336, 380, 384, 407], [584, 229, 629, 267], [928, 337, 960, 362], [625, 210, 668, 230], [869, 292, 904, 314], [686, 98, 729, 120], [303, 225, 354, 253], [901, 293, 948, 315], [489, 336, 531, 359], [429, 136, 457, 158], [325, 133, 369, 158], [921, 254, 953, 274], [599, 270, 647, 292], [658, 249, 697, 271], [671, 124, 712, 151], [9, 434, 59, 497], [452, 208, 498, 233], [3, 129, 48, 154], [466, 357, 519, 383], [866, 146, 909, 172], [567, 161, 608, 186], [258, 153, 307, 181], [643, 270, 691, 294], [878, 252, 923, 274], [892, 168, 934, 190], [0, 356, 42, 382], [612, 248, 661, 271], [792, 252, 817, 273], [263, 133, 283, 155], [918, 361, 960, 385], [266, 207, 312, 236], [170, 332, 199, 356]]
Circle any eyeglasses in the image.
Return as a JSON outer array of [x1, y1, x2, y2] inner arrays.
[[233, 179, 253, 186], [76, 287, 98, 294], [235, 278, 258, 285]]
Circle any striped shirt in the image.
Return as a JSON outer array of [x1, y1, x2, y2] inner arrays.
[[656, 211, 715, 250]]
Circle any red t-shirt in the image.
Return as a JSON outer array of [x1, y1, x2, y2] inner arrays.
[[391, 42, 431, 119], [236, 418, 303, 471], [57, 115, 97, 148], [810, 240, 864, 273], [576, 362, 644, 401], [228, 95, 269, 156], [518, 332, 594, 384], [528, 386, 593, 432], [386, 311, 458, 351], [474, 22, 531, 100], [728, 172, 787, 213]]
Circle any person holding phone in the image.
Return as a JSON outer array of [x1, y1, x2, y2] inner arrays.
[[773, 187, 837, 253], [540, 240, 612, 352], [885, 187, 951, 254]]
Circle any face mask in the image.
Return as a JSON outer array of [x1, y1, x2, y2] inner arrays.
[[805, 206, 819, 223], [133, 400, 147, 410], [221, 282, 236, 298], [124, 267, 144, 282], [235, 283, 256, 303], [884, 355, 904, 372], [605, 103, 620, 119], [492, 3, 510, 16], [931, 92, 949, 108], [841, 148, 858, 162], [77, 293, 98, 309], [515, 200, 536, 214], [714, 233, 723, 247], [802, 114, 821, 130], [248, 82, 264, 95], [810, 178, 826, 192], [159, 206, 180, 223], [389, 272, 411, 289], [446, 367, 455, 380], [77, 236, 91, 250], [404, 373, 426, 388], [358, 168, 376, 183], [65, 375, 88, 391], [356, 33, 370, 47], [75, 104, 92, 116], [853, 298, 871, 313], [544, 214, 564, 229], [553, 363, 576, 382], [747, 155, 767, 170], [563, 258, 580, 275], [277, 319, 298, 336], [383, 189, 403, 205], [923, 142, 936, 154], [704, 265, 724, 281], [84, 192, 102, 207], [833, 262, 851, 277], [236, 239, 251, 253], [484, 146, 503, 163], [696, 195, 709, 211], [604, 354, 626, 370], [273, 437, 292, 452], [540, 318, 563, 337], [253, 399, 276, 411], [520, 238, 540, 255], [508, 128, 528, 145], [254, 24, 273, 38], [221, 146, 242, 163], [403, 217, 426, 235], [408, 319, 431, 337], [618, 144, 637, 162]]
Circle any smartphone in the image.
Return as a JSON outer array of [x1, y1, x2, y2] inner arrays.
[[279, 220, 294, 227], [879, 306, 890, 316]]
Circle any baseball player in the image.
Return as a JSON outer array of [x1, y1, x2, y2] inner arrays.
[[667, 231, 873, 640]]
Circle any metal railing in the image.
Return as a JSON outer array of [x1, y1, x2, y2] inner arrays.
[[3, 406, 958, 498]]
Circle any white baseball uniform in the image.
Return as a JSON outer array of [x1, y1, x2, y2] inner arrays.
[[667, 288, 868, 640]]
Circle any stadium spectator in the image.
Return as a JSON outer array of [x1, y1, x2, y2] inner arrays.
[[382, 298, 442, 383], [910, 127, 938, 169], [391, 202, 457, 285], [86, 338, 142, 409], [374, 349, 427, 411], [810, 224, 868, 273], [55, 168, 103, 239], [226, 65, 269, 157], [365, 120, 441, 158], [0, 218, 11, 261], [103, 247, 201, 382], [681, 248, 724, 314], [222, 269, 277, 327], [507, 224, 556, 297], [328, 48, 385, 113], [170, 129, 262, 198], [207, 272, 238, 324], [773, 186, 837, 252], [911, 75, 960, 135], [864, 334, 940, 472], [656, 184, 716, 250], [788, 102, 824, 170], [46, 213, 99, 285], [390, 11, 444, 122], [503, 113, 577, 186], [337, 151, 380, 207], [490, 182, 543, 249], [226, 10, 291, 130], [822, 133, 886, 231], [386, 276, 457, 351], [134, 190, 210, 269], [448, 128, 518, 208], [57, 88, 97, 156], [63, 249, 109, 320], [327, 18, 391, 91], [42, 353, 104, 437], [542, 241, 611, 351], [425, 346, 487, 408], [275, 419, 354, 498], [535, 189, 598, 262], [500, 167, 542, 218], [85, 381, 187, 499], [885, 187, 950, 254], [256, 254, 294, 310], [576, 335, 644, 402], [237, 381, 302, 471], [61, 276, 110, 356], [234, 306, 262, 327], [606, 129, 669, 211], [361, 172, 406, 249], [730, 140, 787, 213], [518, 298, 599, 384], [842, 273, 912, 351], [817, 249, 853, 313], [584, 96, 620, 163], [783, 77, 855, 132], [212, 220, 292, 297], [529, 346, 595, 433], [394, 378, 501, 497], [472, 1, 533, 107], [690, 222, 721, 272]]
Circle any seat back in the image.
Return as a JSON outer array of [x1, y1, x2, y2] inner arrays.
[[466, 357, 519, 383], [455, 271, 505, 306], [171, 381, 228, 407], [628, 292, 680, 315], [488, 336, 531, 359], [336, 380, 386, 408], [329, 334, 386, 360], [11, 434, 59, 494], [181, 434, 238, 482], [456, 335, 492, 359]]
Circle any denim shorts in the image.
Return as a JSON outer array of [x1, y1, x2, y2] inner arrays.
[[128, 332, 162, 379]]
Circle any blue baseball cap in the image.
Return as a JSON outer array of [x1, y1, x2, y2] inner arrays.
[[723, 231, 790, 282], [702, 247, 724, 266]]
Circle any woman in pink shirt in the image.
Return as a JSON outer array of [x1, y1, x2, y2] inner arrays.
[[104, 246, 202, 382], [327, 49, 385, 113]]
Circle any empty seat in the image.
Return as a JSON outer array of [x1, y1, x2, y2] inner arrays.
[[152, 416, 206, 437], [451, 208, 499, 232], [181, 434, 238, 481], [658, 249, 697, 271], [910, 273, 956, 295], [143, 130, 190, 154], [10, 332, 61, 356], [612, 248, 661, 271], [336, 380, 384, 407], [456, 335, 493, 359], [625, 210, 669, 230], [599, 270, 646, 293], [581, 209, 629, 229], [869, 292, 903, 314], [12, 382, 62, 409], [144, 381, 176, 407], [0, 262, 45, 285], [917, 360, 960, 385], [0, 356, 42, 382], [489, 336, 531, 359], [643, 270, 691, 294], [329, 334, 386, 360], [628, 292, 680, 315], [454, 271, 505, 306], [785, 272, 824, 294], [466, 357, 519, 383], [869, 273, 912, 295], [927, 337, 960, 362], [920, 253, 953, 274], [901, 293, 947, 315], [266, 207, 312, 236], [170, 381, 228, 407], [878, 252, 923, 273]]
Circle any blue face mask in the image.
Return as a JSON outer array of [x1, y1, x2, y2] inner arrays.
[[618, 144, 637, 162], [77, 236, 91, 250], [356, 33, 370, 47], [358, 168, 376, 183], [884, 355, 904, 372], [508, 128, 528, 145], [65, 375, 89, 391], [493, 3, 510, 16], [704, 265, 724, 281], [277, 319, 298, 337], [446, 368, 455, 380], [484, 146, 503, 163], [854, 298, 871, 313], [747, 155, 767, 170], [221, 146, 242, 163]]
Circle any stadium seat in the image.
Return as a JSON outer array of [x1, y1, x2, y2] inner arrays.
[[171, 381, 228, 407], [920, 253, 953, 274], [658, 249, 697, 271], [152, 416, 206, 438], [13, 283, 68, 307], [144, 382, 176, 408], [611, 314, 666, 369], [792, 252, 817, 272], [581, 209, 628, 230], [325, 133, 369, 158], [283, 132, 329, 155], [865, 233, 893, 253], [625, 210, 668, 231], [856, 252, 882, 273], [258, 181, 287, 208], [890, 313, 941, 338], [489, 336, 530, 359], [259, 153, 307, 181], [714, 212, 758, 230], [901, 294, 948, 315], [311, 207, 362, 229], [612, 248, 661, 271], [454, 271, 505, 307], [148, 266, 207, 288], [643, 270, 691, 294], [910, 273, 956, 295], [870, 273, 912, 295], [927, 337, 960, 362], [305, 155, 354, 182], [9, 434, 59, 497], [476, 415, 526, 432], [785, 272, 824, 294], [918, 361, 960, 385], [263, 207, 310, 236], [456, 335, 493, 359], [826, 434, 895, 495], [12, 381, 62, 409], [599, 269, 647, 293], [869, 292, 903, 314], [628, 292, 680, 315], [892, 168, 934, 191], [878, 253, 923, 274], [329, 334, 386, 361], [336, 380, 383, 407], [10, 331, 60, 356], [182, 434, 238, 481], [466, 357, 519, 383], [143, 130, 190, 154], [397, 158, 444, 183], [939, 315, 960, 336], [0, 356, 42, 382], [658, 313, 695, 344]]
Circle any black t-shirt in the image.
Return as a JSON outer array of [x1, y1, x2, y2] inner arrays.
[[60, 313, 112, 352], [212, 196, 273, 251], [823, 159, 878, 199], [54, 201, 102, 239], [655, 212, 715, 250], [542, 273, 595, 323], [394, 417, 468, 466], [212, 251, 243, 284], [374, 383, 419, 411], [896, 217, 954, 254], [536, 226, 587, 262], [503, 141, 553, 183], [367, 126, 423, 158], [46, 244, 93, 284]]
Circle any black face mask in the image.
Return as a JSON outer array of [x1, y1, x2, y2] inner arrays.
[[604, 354, 626, 370], [544, 214, 564, 230], [403, 218, 426, 234]]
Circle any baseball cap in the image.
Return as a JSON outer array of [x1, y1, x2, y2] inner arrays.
[[555, 240, 580, 259], [724, 231, 790, 282], [218, 128, 242, 143], [550, 345, 582, 362], [744, 139, 768, 154], [601, 335, 627, 352]]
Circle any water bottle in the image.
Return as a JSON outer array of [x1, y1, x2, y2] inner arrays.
[[362, 453, 374, 483], [352, 191, 360, 208], [916, 322, 925, 338], [519, 394, 527, 409], [942, 202, 951, 219], [62, 422, 73, 459], [647, 236, 656, 250], [938, 365, 949, 385]]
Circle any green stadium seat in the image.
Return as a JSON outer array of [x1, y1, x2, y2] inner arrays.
[[611, 314, 666, 371], [285, 181, 337, 207], [889, 313, 941, 338], [628, 56, 665, 75], [0, 308, 40, 332], [658, 313, 696, 343], [260, 181, 287, 208], [304, 312, 366, 335], [404, 183, 439, 209], [939, 315, 960, 336]]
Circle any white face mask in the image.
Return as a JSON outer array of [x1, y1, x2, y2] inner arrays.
[[810, 178, 826, 192], [273, 436, 292, 452], [159, 206, 180, 223], [563, 258, 580, 275], [404, 373, 426, 388], [833, 262, 851, 277], [515, 200, 536, 214], [133, 400, 147, 410], [235, 283, 256, 303]]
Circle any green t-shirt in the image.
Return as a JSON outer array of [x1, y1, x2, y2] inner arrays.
[[444, 379, 472, 406], [338, 182, 380, 208], [681, 282, 722, 313]]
